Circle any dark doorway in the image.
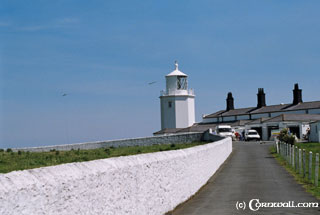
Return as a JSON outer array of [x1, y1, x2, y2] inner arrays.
[[288, 126, 300, 139]]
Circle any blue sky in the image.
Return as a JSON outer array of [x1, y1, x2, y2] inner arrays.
[[1, 0, 320, 148]]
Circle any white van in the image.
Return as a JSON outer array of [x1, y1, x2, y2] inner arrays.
[[216, 125, 234, 138]]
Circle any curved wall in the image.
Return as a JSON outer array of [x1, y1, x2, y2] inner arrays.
[[0, 138, 232, 215]]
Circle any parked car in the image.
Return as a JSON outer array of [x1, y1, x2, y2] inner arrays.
[[216, 125, 235, 139], [245, 129, 261, 141]]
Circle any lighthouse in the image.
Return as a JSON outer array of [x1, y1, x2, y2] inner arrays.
[[160, 61, 195, 129]]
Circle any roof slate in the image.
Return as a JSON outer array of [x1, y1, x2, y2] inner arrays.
[[204, 101, 320, 118], [221, 107, 255, 116]]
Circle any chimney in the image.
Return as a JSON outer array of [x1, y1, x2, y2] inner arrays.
[[257, 88, 266, 108], [226, 92, 234, 111], [293, 83, 302, 105]]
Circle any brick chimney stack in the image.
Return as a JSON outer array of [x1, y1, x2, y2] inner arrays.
[[226, 92, 234, 111], [257, 88, 266, 108], [293, 83, 303, 105]]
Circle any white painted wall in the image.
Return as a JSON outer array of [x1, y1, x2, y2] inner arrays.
[[310, 121, 320, 142], [0, 138, 232, 215], [175, 96, 195, 128], [187, 97, 195, 126], [160, 95, 195, 129], [160, 96, 176, 129]]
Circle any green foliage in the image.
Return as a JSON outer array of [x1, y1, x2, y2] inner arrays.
[[278, 128, 296, 145], [0, 141, 206, 174], [104, 148, 110, 155], [6, 148, 12, 153]]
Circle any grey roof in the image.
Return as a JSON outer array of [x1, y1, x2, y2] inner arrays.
[[204, 110, 226, 118], [178, 123, 218, 133], [285, 101, 320, 111], [221, 107, 255, 116], [263, 114, 320, 123], [249, 104, 290, 114], [153, 128, 184, 135], [204, 100, 320, 119]]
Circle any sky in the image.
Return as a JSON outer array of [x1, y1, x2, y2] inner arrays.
[[0, 0, 320, 148]]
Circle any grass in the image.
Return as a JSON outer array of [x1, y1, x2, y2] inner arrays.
[[270, 142, 320, 199], [0, 141, 208, 174]]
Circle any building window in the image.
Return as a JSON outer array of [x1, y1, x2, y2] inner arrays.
[[177, 76, 187, 90], [168, 101, 172, 108]]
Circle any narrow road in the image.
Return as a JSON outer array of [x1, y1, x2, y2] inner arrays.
[[172, 141, 319, 215]]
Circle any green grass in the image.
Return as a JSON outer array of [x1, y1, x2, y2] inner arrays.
[[271, 142, 320, 199], [295, 142, 320, 154], [0, 142, 207, 174]]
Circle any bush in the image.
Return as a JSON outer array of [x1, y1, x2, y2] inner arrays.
[[0, 149, 4, 153], [104, 148, 110, 154], [6, 148, 12, 153], [278, 128, 296, 145]]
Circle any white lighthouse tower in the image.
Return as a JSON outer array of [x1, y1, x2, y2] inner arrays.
[[160, 61, 195, 129]]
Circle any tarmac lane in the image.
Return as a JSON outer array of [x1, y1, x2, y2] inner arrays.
[[171, 141, 320, 215]]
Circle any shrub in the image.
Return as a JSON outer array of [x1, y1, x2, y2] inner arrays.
[[170, 143, 176, 148], [6, 148, 12, 153], [278, 128, 296, 145], [18, 150, 22, 155], [104, 148, 110, 154], [0, 149, 4, 153]]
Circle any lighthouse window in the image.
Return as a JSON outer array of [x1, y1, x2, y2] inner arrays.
[[177, 76, 187, 90], [168, 101, 172, 108]]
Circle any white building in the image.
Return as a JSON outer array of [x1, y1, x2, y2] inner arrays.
[[159, 62, 195, 130], [309, 121, 320, 142]]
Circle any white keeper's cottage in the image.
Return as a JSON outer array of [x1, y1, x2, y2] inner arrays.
[[160, 61, 195, 129]]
